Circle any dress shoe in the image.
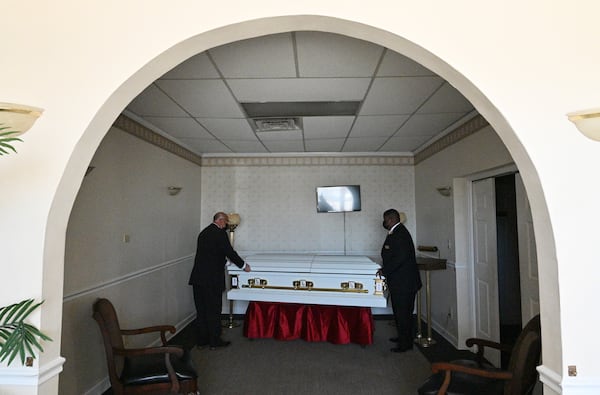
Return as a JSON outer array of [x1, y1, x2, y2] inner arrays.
[[390, 345, 413, 353], [389, 337, 400, 343], [209, 340, 231, 350]]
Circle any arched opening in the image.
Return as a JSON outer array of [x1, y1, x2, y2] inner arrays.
[[47, 15, 559, 394]]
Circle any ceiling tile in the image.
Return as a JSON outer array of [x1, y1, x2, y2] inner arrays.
[[209, 33, 296, 78], [227, 78, 370, 102], [178, 138, 231, 153], [124, 31, 478, 156], [159, 53, 220, 79], [417, 82, 474, 113], [197, 118, 256, 140], [394, 113, 465, 137], [380, 136, 430, 152], [377, 51, 435, 76], [296, 31, 383, 77], [305, 138, 345, 152], [342, 137, 388, 151], [360, 76, 443, 115], [126, 84, 187, 117], [263, 140, 305, 152], [303, 116, 354, 139], [222, 140, 268, 153], [256, 130, 303, 141], [142, 117, 214, 139], [156, 79, 243, 117], [349, 115, 410, 137]]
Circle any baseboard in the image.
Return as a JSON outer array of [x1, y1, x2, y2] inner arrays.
[[84, 377, 110, 395], [429, 316, 459, 347], [538, 365, 561, 394], [0, 356, 65, 386]]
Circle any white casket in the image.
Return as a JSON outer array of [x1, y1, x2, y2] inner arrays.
[[227, 254, 387, 308]]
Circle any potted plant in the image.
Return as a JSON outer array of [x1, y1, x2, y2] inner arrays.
[[0, 299, 51, 366]]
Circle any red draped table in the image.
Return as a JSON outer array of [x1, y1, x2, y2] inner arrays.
[[243, 301, 374, 345]]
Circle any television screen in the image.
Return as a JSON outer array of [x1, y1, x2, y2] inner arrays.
[[316, 185, 361, 213]]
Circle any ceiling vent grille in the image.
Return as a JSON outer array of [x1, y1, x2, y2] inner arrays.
[[253, 117, 301, 132]]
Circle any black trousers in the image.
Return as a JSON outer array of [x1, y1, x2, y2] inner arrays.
[[389, 288, 417, 349], [192, 284, 223, 346]]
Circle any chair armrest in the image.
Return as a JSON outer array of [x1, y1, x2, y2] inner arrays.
[[431, 362, 512, 395], [121, 325, 176, 345], [431, 362, 512, 380], [113, 345, 184, 358], [466, 338, 512, 361]]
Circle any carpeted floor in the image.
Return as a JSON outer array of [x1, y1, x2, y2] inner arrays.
[[189, 318, 432, 395], [103, 316, 471, 395]]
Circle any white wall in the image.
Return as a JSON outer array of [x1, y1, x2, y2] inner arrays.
[[60, 127, 202, 395], [201, 161, 415, 256], [414, 126, 513, 345]]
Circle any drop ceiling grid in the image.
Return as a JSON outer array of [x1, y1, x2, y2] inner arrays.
[[125, 31, 476, 155]]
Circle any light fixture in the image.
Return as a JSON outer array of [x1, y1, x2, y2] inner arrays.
[[399, 212, 407, 224], [436, 186, 452, 197], [167, 186, 182, 196], [567, 108, 600, 141], [227, 213, 241, 234], [0, 102, 43, 135]]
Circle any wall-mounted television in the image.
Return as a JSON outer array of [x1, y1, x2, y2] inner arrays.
[[316, 185, 361, 213]]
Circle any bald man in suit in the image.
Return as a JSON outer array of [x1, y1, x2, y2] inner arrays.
[[379, 208, 422, 353], [189, 212, 251, 349]]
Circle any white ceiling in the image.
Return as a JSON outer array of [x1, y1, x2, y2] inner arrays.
[[124, 32, 476, 155]]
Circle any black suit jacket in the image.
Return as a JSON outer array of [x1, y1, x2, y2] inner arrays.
[[188, 223, 245, 292], [381, 223, 422, 293]]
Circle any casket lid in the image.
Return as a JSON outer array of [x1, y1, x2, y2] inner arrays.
[[229, 254, 378, 274]]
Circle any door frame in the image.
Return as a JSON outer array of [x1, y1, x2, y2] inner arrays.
[[453, 163, 517, 347]]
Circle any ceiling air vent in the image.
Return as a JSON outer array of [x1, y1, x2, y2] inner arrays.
[[253, 118, 301, 132]]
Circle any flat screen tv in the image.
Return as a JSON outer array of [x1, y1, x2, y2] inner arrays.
[[316, 185, 361, 213]]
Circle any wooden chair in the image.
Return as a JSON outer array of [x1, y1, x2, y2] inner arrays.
[[418, 314, 541, 395], [93, 298, 198, 395]]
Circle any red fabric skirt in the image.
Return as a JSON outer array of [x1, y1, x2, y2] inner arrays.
[[243, 301, 374, 345]]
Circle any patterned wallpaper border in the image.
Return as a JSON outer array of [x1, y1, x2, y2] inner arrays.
[[201, 155, 413, 166], [115, 114, 489, 168], [413, 115, 489, 164], [114, 115, 203, 166]]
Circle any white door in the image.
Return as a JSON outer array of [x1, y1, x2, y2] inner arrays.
[[472, 178, 500, 365], [515, 173, 540, 323]]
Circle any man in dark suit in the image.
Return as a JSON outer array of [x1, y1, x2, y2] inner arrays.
[[379, 208, 422, 353], [189, 212, 251, 349]]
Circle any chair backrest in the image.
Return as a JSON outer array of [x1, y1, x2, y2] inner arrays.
[[505, 314, 542, 395], [93, 298, 126, 383]]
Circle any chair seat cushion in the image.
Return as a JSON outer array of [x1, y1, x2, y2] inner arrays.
[[418, 359, 504, 395], [121, 348, 197, 386]]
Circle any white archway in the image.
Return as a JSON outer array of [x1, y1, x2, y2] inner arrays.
[[3, 10, 569, 394]]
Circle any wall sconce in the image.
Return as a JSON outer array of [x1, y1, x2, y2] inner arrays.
[[167, 186, 182, 196], [0, 102, 43, 135], [436, 186, 452, 197], [567, 108, 600, 141]]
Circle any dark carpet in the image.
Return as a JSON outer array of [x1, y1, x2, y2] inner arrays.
[[102, 315, 476, 395]]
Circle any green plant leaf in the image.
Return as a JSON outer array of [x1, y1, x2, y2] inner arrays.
[[0, 300, 52, 366], [0, 125, 23, 156]]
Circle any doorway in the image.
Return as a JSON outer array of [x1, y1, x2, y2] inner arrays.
[[495, 173, 522, 368], [471, 171, 538, 368]]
